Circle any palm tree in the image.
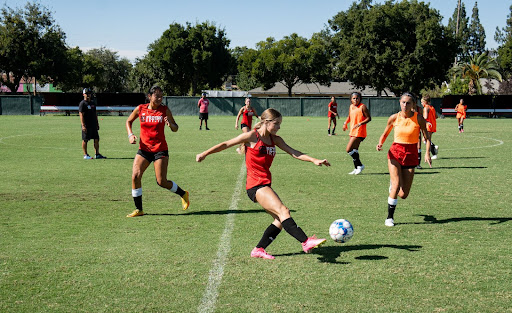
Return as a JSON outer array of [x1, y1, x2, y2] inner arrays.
[[451, 52, 503, 95]]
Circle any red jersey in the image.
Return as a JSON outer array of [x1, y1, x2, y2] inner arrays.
[[245, 131, 276, 190], [241, 108, 256, 128], [138, 104, 168, 153], [328, 102, 338, 118]]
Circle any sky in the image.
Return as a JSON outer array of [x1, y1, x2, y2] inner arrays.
[[4, 0, 511, 63]]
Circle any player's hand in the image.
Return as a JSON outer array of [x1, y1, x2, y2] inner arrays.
[[82, 125, 87, 133], [425, 154, 432, 168], [196, 153, 206, 162], [353, 123, 361, 129], [376, 144, 383, 151], [129, 134, 137, 144], [314, 159, 331, 167], [342, 124, 348, 131], [235, 125, 238, 130]]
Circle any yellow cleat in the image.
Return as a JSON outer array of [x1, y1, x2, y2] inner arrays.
[[181, 191, 190, 210], [126, 209, 144, 217]]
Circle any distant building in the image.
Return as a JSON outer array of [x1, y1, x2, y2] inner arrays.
[[249, 81, 394, 97]]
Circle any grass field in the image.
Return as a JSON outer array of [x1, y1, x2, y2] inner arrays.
[[1, 114, 511, 313]]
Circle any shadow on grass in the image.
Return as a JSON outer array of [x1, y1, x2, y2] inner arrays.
[[425, 166, 487, 169], [144, 209, 272, 216], [436, 156, 487, 160], [412, 214, 512, 225], [273, 244, 422, 264]]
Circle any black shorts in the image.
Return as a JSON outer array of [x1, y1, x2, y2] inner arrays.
[[241, 123, 250, 129], [82, 128, 99, 141], [137, 149, 169, 163], [246, 184, 271, 202], [199, 113, 209, 120]]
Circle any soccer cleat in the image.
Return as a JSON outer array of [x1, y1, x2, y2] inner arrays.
[[348, 169, 357, 175], [206, 127, 210, 130], [416, 164, 423, 169], [431, 155, 437, 160], [84, 154, 92, 160], [181, 190, 190, 210], [328, 133, 332, 136], [199, 127, 202, 130], [127, 209, 144, 217], [385, 218, 395, 227], [353, 165, 365, 175], [95, 154, 107, 159], [250, 247, 275, 260], [302, 235, 326, 253]]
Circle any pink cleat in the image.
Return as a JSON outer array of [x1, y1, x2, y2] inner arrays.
[[302, 235, 326, 253], [250, 247, 275, 260]]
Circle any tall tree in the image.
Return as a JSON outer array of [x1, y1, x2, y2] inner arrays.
[[136, 22, 231, 96], [329, 0, 458, 95], [468, 1, 486, 56], [84, 48, 132, 92], [238, 33, 332, 96], [447, 1, 470, 61], [495, 5, 512, 79], [0, 2, 68, 93]]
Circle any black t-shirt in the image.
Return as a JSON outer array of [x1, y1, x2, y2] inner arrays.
[[78, 100, 98, 127]]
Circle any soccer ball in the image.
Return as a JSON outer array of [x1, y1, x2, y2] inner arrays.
[[329, 219, 354, 243]]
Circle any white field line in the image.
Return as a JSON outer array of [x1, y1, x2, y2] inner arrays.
[[197, 162, 245, 313]]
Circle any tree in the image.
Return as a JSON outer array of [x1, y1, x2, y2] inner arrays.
[[447, 1, 470, 61], [0, 2, 68, 94], [451, 52, 502, 95], [468, 2, 486, 56], [238, 33, 332, 96], [135, 22, 231, 96], [83, 48, 132, 92], [329, 0, 458, 95], [495, 5, 512, 79]]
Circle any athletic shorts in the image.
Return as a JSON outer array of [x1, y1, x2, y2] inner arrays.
[[199, 113, 209, 120], [82, 128, 99, 141], [456, 113, 466, 119], [350, 136, 365, 142], [246, 184, 271, 202], [241, 123, 250, 129], [137, 149, 169, 163], [388, 142, 418, 168]]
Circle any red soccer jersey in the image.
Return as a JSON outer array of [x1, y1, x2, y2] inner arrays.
[[138, 104, 168, 153], [245, 132, 276, 190], [241, 108, 256, 129], [328, 102, 338, 118]]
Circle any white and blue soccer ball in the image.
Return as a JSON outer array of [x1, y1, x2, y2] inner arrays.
[[329, 219, 354, 243]]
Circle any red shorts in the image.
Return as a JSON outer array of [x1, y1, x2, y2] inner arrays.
[[388, 143, 418, 167]]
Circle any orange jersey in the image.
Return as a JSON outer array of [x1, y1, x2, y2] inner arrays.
[[455, 104, 467, 119], [424, 104, 437, 133], [349, 103, 367, 138], [393, 112, 420, 144]]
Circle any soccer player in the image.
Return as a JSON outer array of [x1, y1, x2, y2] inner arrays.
[[343, 92, 371, 174], [455, 98, 467, 133], [125, 85, 190, 217], [196, 108, 329, 259], [79, 88, 106, 159], [377, 93, 431, 227], [422, 94, 439, 159], [327, 96, 338, 136], [198, 92, 210, 130], [235, 97, 259, 154]]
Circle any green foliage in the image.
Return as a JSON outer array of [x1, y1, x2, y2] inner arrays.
[[83, 47, 133, 92], [468, 2, 486, 57], [134, 22, 231, 96], [496, 5, 512, 79], [446, 76, 469, 95], [451, 52, 502, 95], [447, 1, 470, 61], [329, 0, 458, 95], [0, 2, 68, 93], [237, 33, 332, 96]]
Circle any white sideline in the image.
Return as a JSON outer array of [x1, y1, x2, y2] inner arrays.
[[198, 162, 246, 313]]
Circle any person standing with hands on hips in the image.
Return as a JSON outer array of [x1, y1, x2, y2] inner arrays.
[[79, 88, 106, 160], [198, 92, 210, 130], [376, 93, 431, 227], [125, 85, 190, 217], [343, 92, 371, 174], [235, 97, 259, 154], [196, 108, 329, 259], [327, 96, 338, 136]]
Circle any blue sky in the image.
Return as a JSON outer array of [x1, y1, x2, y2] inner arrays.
[[4, 0, 511, 62]]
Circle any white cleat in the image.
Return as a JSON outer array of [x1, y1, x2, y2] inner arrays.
[[385, 218, 395, 227], [353, 165, 365, 175], [348, 169, 357, 175]]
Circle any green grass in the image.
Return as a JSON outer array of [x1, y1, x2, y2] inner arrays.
[[0, 114, 511, 313]]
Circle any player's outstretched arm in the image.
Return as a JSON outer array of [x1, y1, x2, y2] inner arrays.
[[196, 131, 254, 162], [274, 135, 330, 167]]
